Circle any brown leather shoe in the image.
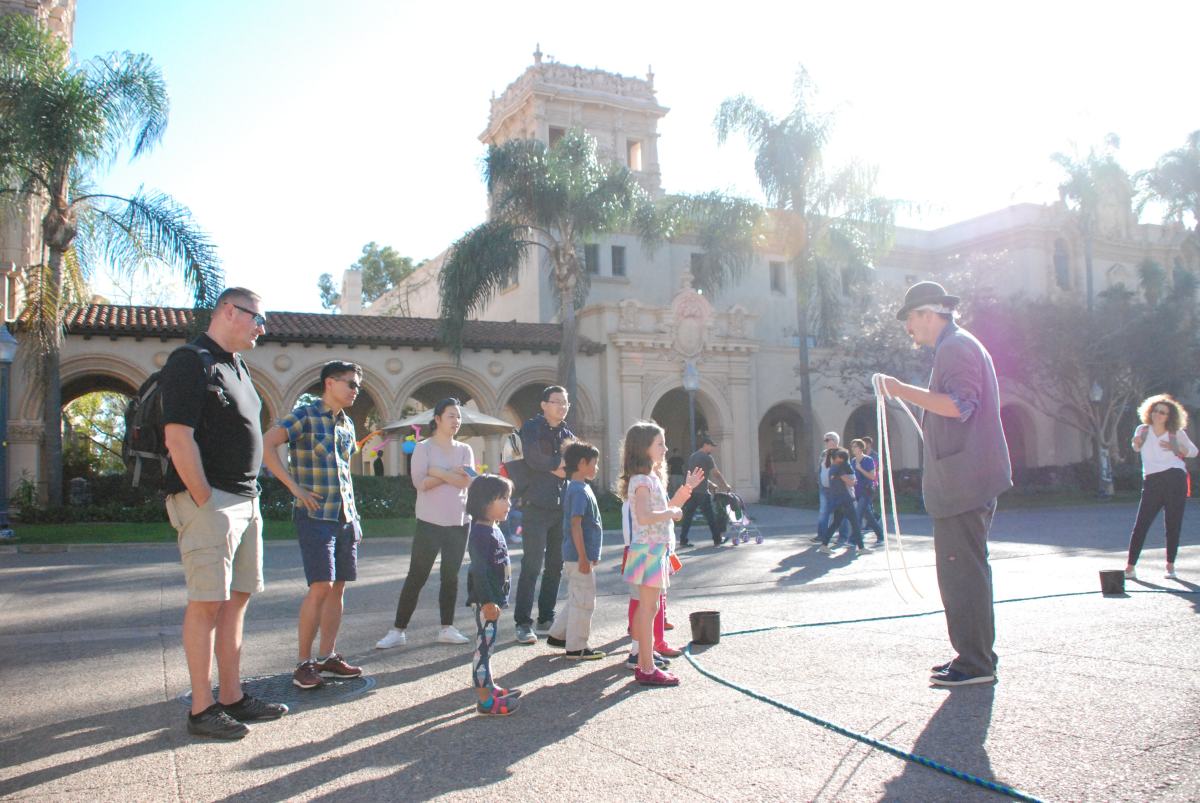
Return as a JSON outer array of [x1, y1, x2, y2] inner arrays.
[[292, 660, 324, 689], [316, 653, 362, 678]]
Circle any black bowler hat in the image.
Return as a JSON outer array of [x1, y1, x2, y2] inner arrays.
[[896, 281, 960, 320]]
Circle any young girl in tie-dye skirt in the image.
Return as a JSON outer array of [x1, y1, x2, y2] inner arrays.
[[618, 421, 703, 686]]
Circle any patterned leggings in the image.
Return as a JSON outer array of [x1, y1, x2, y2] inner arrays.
[[472, 604, 497, 691]]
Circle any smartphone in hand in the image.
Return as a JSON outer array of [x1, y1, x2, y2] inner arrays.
[[463, 465, 479, 478]]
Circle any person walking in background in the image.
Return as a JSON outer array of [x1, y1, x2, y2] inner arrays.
[[814, 433, 851, 546], [512, 386, 575, 644], [878, 281, 1012, 687], [1124, 394, 1196, 581], [464, 475, 521, 716], [545, 441, 606, 660], [816, 448, 868, 555], [377, 398, 474, 649], [262, 360, 366, 690], [677, 437, 731, 547], [160, 287, 287, 739], [850, 439, 884, 546]]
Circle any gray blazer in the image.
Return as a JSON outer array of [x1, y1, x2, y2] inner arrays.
[[921, 323, 1013, 518]]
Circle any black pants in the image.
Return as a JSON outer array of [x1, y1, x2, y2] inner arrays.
[[1127, 468, 1188, 566], [513, 506, 564, 627], [393, 519, 468, 628], [680, 490, 721, 545]]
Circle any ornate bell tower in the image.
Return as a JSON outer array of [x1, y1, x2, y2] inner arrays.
[[480, 45, 669, 198]]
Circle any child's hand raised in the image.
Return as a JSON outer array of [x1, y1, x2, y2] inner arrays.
[[685, 468, 705, 489]]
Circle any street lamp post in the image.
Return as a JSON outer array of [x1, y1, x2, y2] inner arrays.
[[1090, 381, 1113, 498], [682, 360, 700, 455], [0, 325, 16, 539]]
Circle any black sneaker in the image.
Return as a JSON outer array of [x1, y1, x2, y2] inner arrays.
[[545, 635, 567, 648], [678, 540, 693, 548], [566, 648, 606, 661], [929, 668, 996, 687], [223, 694, 289, 722], [187, 703, 249, 740]]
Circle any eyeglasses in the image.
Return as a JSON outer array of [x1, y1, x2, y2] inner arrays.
[[336, 378, 361, 391], [1152, 408, 1169, 415], [230, 303, 267, 328]]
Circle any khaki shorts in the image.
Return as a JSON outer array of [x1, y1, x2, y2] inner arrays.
[[166, 488, 264, 602]]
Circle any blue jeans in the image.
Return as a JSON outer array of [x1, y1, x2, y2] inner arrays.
[[856, 493, 884, 542], [817, 486, 850, 542], [821, 499, 864, 548]]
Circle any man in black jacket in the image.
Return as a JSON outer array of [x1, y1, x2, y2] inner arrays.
[[512, 385, 574, 644]]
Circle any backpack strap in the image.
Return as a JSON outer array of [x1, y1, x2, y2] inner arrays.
[[175, 343, 230, 407]]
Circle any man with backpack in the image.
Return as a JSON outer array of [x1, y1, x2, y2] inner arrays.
[[160, 287, 288, 739]]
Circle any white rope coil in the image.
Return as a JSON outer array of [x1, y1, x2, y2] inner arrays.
[[871, 374, 923, 601]]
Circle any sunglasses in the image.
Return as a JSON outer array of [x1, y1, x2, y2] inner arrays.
[[336, 378, 361, 391], [230, 303, 267, 328]]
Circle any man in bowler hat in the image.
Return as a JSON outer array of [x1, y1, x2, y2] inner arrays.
[[877, 281, 1012, 686]]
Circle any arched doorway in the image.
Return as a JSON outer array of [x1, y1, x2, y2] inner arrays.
[[758, 403, 807, 493], [651, 388, 711, 484], [60, 375, 140, 484]]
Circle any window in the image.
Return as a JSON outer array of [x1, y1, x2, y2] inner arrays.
[[690, 252, 704, 275], [769, 261, 785, 294], [611, 245, 626, 277], [548, 127, 565, 147], [626, 139, 642, 171], [584, 244, 599, 274]]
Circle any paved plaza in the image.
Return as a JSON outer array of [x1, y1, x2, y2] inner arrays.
[[1, 501, 1198, 801]]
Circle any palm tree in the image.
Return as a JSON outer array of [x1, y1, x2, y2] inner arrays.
[[438, 128, 758, 423], [0, 14, 222, 505], [715, 69, 895, 459], [1137, 130, 1200, 244], [1051, 134, 1132, 312]]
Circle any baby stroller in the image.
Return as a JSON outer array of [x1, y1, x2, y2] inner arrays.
[[714, 491, 763, 545]]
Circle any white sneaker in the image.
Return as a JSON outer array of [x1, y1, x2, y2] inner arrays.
[[375, 628, 407, 649], [1123, 567, 1136, 580], [1165, 566, 1178, 580], [818, 544, 834, 555], [436, 626, 470, 644]]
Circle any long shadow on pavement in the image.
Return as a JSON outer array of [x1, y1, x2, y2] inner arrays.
[[880, 685, 1002, 802], [222, 636, 640, 801]]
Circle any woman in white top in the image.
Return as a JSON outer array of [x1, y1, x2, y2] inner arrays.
[[377, 398, 475, 647], [1124, 394, 1197, 581]]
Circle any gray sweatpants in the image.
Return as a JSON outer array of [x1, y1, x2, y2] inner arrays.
[[933, 498, 999, 677]]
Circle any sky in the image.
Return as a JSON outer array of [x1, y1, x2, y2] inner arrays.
[[73, 0, 1199, 313]]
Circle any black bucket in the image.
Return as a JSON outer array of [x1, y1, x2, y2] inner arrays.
[[1099, 570, 1125, 595], [689, 610, 721, 645]]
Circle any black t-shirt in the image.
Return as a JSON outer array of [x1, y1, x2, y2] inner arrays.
[[686, 449, 717, 493], [159, 334, 263, 497], [828, 461, 855, 504]]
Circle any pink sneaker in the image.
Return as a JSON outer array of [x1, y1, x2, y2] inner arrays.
[[654, 643, 683, 658], [634, 667, 679, 686]]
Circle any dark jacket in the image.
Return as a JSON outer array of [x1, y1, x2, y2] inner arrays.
[[519, 413, 574, 511], [921, 322, 1013, 518]]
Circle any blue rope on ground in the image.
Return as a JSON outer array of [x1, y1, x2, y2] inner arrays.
[[685, 588, 1199, 802]]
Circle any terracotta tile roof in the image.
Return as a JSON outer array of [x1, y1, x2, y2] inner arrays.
[[61, 304, 603, 354]]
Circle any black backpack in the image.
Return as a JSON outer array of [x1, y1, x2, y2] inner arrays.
[[123, 344, 222, 487]]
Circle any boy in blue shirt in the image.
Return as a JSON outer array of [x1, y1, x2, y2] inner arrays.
[[546, 441, 606, 660]]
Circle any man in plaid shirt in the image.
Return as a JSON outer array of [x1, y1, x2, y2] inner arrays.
[[262, 360, 365, 690]]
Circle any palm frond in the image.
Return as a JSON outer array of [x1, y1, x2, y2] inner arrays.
[[670, 191, 762, 296], [73, 188, 221, 306], [438, 220, 529, 354]]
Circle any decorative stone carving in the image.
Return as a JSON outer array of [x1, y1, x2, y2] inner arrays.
[[728, 305, 749, 338], [273, 354, 292, 372], [669, 275, 712, 359], [153, 351, 169, 368], [385, 358, 404, 375], [8, 422, 43, 443], [618, 299, 640, 331], [488, 361, 504, 377]]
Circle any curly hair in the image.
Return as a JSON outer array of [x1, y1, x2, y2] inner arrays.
[[1137, 393, 1189, 433], [617, 421, 667, 500]]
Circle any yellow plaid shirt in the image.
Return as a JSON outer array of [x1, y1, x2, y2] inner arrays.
[[278, 401, 359, 522]]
